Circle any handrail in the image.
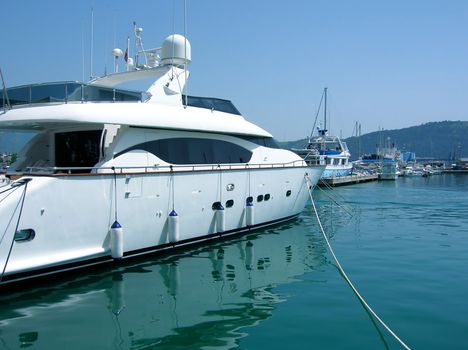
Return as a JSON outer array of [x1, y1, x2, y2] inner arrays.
[[20, 160, 315, 176]]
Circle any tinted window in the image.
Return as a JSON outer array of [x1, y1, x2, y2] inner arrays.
[[240, 136, 279, 149], [55, 130, 101, 170], [186, 96, 241, 115], [116, 138, 252, 165], [1, 82, 142, 109], [14, 229, 35, 242], [212, 201, 223, 210]]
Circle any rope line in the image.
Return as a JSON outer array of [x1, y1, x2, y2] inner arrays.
[[306, 177, 411, 350], [0, 185, 20, 205], [112, 167, 118, 222], [0, 187, 23, 247], [0, 180, 30, 282], [315, 183, 355, 217], [0, 184, 18, 196]]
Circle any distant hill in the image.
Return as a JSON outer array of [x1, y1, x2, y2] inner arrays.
[[280, 121, 468, 161], [1, 120, 466, 161]]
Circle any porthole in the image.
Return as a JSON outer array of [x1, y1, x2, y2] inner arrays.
[[264, 194, 271, 201], [246, 196, 253, 205], [14, 229, 35, 242], [212, 201, 224, 210], [226, 199, 234, 208], [257, 195, 264, 202], [286, 190, 292, 197]]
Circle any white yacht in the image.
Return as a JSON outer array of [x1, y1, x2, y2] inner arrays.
[[293, 88, 352, 178], [0, 32, 323, 284]]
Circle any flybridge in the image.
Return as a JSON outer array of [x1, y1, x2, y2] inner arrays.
[[0, 27, 241, 115], [0, 82, 241, 115], [0, 82, 145, 109]]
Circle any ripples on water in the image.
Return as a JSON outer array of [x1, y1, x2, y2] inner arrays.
[[0, 174, 467, 349]]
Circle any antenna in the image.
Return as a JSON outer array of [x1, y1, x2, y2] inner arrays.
[[134, 22, 147, 67], [126, 36, 130, 71], [81, 21, 85, 82], [183, 0, 188, 108], [90, 7, 94, 79]]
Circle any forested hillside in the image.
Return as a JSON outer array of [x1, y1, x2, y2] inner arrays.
[[280, 121, 468, 161]]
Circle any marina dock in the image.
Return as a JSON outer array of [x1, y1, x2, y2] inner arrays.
[[318, 173, 378, 187]]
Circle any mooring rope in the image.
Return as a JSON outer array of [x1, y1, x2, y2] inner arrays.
[[0, 179, 31, 282], [315, 184, 355, 217], [0, 187, 23, 247], [306, 176, 411, 350]]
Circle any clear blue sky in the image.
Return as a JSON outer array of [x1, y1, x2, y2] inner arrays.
[[2, 0, 468, 141]]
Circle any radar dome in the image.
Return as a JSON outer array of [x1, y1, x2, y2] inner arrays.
[[161, 34, 191, 67]]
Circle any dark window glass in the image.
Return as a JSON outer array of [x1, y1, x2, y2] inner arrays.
[[186, 96, 241, 115], [286, 190, 292, 197], [0, 82, 142, 109], [212, 201, 223, 210], [257, 195, 264, 202], [116, 138, 252, 165], [225, 200, 234, 208], [14, 229, 35, 242], [240, 136, 280, 149], [264, 194, 270, 201], [55, 130, 101, 171], [246, 196, 253, 204]]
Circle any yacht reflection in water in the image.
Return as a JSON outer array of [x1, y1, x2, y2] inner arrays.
[[0, 216, 327, 349]]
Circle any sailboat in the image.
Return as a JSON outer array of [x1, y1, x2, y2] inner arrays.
[[293, 88, 352, 178]]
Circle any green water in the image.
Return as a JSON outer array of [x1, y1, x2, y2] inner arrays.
[[0, 174, 467, 349]]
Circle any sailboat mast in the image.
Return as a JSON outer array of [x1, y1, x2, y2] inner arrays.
[[324, 87, 328, 131]]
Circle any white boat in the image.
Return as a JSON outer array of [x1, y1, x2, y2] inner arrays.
[[378, 162, 399, 180], [292, 88, 352, 178], [0, 31, 324, 284], [359, 137, 400, 181]]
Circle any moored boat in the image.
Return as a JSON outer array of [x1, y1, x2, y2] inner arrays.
[[293, 88, 352, 178], [0, 29, 324, 285]]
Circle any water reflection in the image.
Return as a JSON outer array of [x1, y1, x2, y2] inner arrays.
[[0, 216, 327, 349]]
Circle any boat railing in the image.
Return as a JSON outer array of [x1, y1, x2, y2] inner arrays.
[[0, 81, 148, 110], [17, 160, 312, 176]]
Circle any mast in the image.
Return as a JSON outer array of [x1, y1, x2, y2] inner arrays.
[[324, 87, 328, 131]]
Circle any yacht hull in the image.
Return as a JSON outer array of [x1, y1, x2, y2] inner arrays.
[[321, 164, 353, 178], [0, 165, 322, 284]]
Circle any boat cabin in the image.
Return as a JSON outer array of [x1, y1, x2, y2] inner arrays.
[[1, 81, 276, 176]]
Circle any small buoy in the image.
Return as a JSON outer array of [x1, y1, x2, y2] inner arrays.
[[246, 200, 254, 227], [110, 221, 124, 259], [216, 204, 225, 233], [168, 210, 179, 243]]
